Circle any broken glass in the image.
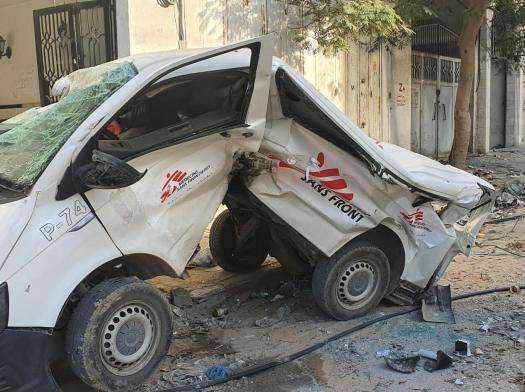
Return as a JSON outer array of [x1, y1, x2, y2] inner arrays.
[[0, 61, 137, 194]]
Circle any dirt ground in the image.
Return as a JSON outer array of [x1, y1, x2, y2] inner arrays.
[[58, 148, 525, 392]]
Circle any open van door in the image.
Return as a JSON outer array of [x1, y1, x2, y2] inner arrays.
[[77, 36, 274, 274]]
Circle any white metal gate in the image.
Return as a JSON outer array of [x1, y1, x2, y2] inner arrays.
[[411, 52, 460, 158]]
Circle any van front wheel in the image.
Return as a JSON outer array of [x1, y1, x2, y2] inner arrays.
[[66, 277, 172, 391], [209, 209, 270, 273]]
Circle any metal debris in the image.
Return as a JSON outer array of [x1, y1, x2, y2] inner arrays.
[[454, 340, 472, 357], [422, 350, 453, 372], [422, 285, 456, 324]]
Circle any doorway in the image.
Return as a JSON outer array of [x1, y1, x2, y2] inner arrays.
[[34, 0, 118, 106], [490, 60, 506, 148], [411, 52, 461, 159]]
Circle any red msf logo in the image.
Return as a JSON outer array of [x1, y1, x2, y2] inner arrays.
[[373, 138, 384, 149], [276, 152, 354, 202], [400, 209, 424, 224], [161, 170, 187, 203]]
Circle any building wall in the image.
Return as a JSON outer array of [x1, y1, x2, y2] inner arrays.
[[521, 76, 525, 144], [126, 0, 181, 55], [389, 45, 412, 149], [490, 60, 506, 148]]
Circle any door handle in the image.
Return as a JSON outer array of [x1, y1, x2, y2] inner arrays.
[[442, 103, 446, 120], [432, 102, 438, 121], [221, 129, 254, 139]]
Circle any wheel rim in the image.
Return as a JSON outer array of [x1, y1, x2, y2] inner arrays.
[[100, 303, 160, 376], [336, 261, 377, 307]]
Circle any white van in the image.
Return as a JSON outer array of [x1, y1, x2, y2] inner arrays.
[[0, 36, 494, 391]]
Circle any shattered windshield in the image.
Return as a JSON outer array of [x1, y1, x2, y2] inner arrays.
[[0, 61, 137, 194]]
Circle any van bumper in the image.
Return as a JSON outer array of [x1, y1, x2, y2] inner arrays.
[[0, 328, 62, 391]]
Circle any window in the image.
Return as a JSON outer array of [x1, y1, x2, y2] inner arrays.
[[97, 48, 255, 160]]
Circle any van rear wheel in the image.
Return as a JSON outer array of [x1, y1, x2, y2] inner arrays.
[[209, 209, 270, 273], [312, 241, 390, 320], [66, 277, 172, 391]]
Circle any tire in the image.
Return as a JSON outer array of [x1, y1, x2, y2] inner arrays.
[[209, 209, 270, 273], [312, 240, 390, 320], [66, 277, 173, 391]]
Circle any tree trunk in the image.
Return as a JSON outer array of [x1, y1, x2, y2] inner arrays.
[[449, 0, 489, 169]]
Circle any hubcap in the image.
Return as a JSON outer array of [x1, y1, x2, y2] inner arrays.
[[337, 261, 376, 306], [100, 304, 159, 376]]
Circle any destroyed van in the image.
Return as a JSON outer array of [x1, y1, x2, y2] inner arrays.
[[0, 36, 494, 391]]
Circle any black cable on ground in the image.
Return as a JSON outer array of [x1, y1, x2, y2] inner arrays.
[[159, 285, 525, 392]]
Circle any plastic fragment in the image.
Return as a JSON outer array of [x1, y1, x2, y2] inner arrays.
[[375, 349, 391, 358], [206, 365, 233, 381]]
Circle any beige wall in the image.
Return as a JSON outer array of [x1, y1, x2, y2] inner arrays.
[[388, 45, 412, 149], [121, 0, 181, 55]]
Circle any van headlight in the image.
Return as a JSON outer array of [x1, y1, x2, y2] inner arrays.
[[0, 283, 8, 332]]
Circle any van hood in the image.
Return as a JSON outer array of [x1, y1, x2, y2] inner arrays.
[[0, 195, 36, 276], [376, 141, 494, 207]]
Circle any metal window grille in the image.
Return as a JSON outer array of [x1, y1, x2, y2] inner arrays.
[[34, 0, 118, 105]]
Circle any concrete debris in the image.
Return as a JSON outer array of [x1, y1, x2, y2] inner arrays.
[[171, 305, 185, 318], [270, 294, 285, 302], [503, 177, 525, 198], [510, 285, 521, 294], [161, 370, 202, 385], [453, 378, 465, 386], [187, 247, 216, 268], [171, 287, 193, 308], [384, 352, 420, 373], [510, 310, 525, 321], [496, 192, 520, 208], [474, 348, 484, 356]]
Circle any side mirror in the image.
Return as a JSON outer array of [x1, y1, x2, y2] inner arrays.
[[76, 150, 146, 189]]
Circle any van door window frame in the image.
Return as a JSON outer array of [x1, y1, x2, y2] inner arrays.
[[57, 42, 262, 201]]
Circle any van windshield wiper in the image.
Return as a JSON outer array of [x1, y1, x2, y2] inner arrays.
[[0, 124, 15, 135], [0, 177, 22, 193]]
